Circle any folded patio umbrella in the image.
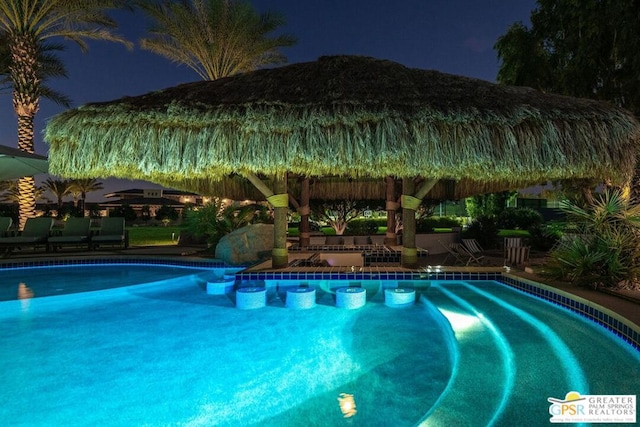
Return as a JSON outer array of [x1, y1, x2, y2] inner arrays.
[[0, 145, 49, 181]]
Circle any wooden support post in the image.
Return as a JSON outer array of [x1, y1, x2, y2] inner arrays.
[[271, 175, 289, 269], [401, 178, 438, 268], [244, 172, 289, 269], [298, 177, 311, 247], [384, 176, 399, 246]]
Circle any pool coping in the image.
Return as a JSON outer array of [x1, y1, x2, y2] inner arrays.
[[2, 257, 638, 352]]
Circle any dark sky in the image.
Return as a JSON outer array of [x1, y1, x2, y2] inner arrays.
[[0, 0, 537, 201]]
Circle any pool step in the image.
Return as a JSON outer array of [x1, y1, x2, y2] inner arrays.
[[420, 281, 588, 425], [417, 284, 514, 426]]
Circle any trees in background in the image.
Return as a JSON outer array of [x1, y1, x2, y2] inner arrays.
[[496, 0, 640, 115], [310, 200, 378, 235], [42, 178, 72, 208], [465, 191, 517, 219], [69, 178, 104, 214], [0, 0, 131, 229], [495, 0, 640, 199], [138, 0, 296, 80]]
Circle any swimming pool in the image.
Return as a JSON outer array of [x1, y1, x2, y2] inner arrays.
[[0, 263, 638, 426], [0, 263, 240, 301]]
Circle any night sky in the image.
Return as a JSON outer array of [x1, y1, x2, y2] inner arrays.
[[0, 0, 537, 201]]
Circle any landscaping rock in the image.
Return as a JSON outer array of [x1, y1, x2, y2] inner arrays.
[[215, 223, 274, 265]]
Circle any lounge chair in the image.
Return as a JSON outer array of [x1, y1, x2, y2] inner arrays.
[[504, 237, 530, 266], [47, 217, 91, 251], [0, 217, 53, 255], [0, 216, 12, 237], [462, 238, 486, 265], [439, 240, 469, 265], [503, 237, 523, 259], [324, 235, 344, 245], [91, 217, 128, 250]]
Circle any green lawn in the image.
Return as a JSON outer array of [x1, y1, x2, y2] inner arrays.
[[126, 226, 185, 246], [498, 229, 530, 237]]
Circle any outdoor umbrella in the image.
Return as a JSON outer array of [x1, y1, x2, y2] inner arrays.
[[44, 55, 640, 267], [0, 144, 49, 181]]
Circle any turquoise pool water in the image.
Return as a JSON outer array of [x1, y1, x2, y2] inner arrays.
[[0, 265, 638, 426], [0, 264, 240, 301]]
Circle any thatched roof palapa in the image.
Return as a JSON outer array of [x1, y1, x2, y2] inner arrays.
[[44, 55, 640, 189]]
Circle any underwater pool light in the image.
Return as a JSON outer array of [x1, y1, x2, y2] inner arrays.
[[337, 393, 357, 418]]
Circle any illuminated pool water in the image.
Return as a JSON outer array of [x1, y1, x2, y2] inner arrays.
[[0, 264, 240, 301], [0, 264, 638, 426]]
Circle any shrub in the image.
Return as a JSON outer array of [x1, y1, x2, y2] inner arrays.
[[0, 203, 18, 224], [549, 189, 640, 288], [155, 205, 179, 222], [462, 215, 499, 249], [346, 218, 384, 235], [527, 222, 562, 251], [110, 204, 137, 222], [57, 203, 84, 219], [497, 207, 543, 229], [416, 216, 462, 232], [184, 201, 270, 246]]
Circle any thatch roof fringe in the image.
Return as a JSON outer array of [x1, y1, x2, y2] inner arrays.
[[46, 102, 638, 183], [44, 55, 640, 186]]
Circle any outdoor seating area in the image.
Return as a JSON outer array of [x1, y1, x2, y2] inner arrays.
[[0, 216, 129, 256], [288, 243, 429, 268]]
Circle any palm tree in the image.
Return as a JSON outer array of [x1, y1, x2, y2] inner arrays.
[[0, 180, 45, 204], [69, 178, 104, 215], [138, 0, 296, 80], [0, 1, 132, 229], [42, 178, 72, 208]]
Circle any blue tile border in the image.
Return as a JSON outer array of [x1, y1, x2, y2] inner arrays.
[[236, 270, 503, 282], [234, 269, 640, 352], [500, 274, 640, 352], [0, 256, 230, 270]]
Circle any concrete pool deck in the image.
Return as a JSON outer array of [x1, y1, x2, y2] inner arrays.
[[2, 243, 639, 328]]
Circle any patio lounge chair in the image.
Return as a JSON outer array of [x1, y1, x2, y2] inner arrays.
[[503, 237, 523, 259], [47, 217, 91, 251], [439, 240, 470, 265], [0, 216, 12, 237], [504, 237, 530, 266], [461, 238, 486, 265], [0, 217, 53, 255], [91, 217, 128, 250]]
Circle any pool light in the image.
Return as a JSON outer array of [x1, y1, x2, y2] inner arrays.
[[337, 393, 357, 418]]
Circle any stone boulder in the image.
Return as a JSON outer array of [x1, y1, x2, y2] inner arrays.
[[215, 223, 274, 265]]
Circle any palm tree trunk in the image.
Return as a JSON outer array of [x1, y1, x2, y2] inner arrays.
[[10, 35, 40, 230], [16, 114, 37, 230]]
